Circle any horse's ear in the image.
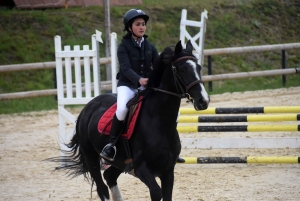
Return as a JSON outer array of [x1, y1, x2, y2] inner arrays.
[[174, 40, 183, 54], [186, 40, 193, 52]]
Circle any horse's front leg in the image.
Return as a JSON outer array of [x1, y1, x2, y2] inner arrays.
[[160, 168, 175, 201], [135, 162, 162, 201]]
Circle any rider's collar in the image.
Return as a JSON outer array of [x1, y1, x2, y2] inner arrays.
[[135, 37, 144, 47]]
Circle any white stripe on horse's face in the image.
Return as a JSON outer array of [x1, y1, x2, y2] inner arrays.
[[200, 82, 210, 102], [186, 60, 210, 102], [186, 60, 200, 80]]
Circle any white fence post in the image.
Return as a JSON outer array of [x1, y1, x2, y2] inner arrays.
[[54, 35, 69, 155], [92, 34, 101, 96], [110, 32, 118, 93], [180, 9, 208, 67], [199, 10, 208, 66], [180, 9, 187, 45], [54, 35, 101, 159]]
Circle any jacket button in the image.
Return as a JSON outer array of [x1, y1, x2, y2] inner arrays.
[[140, 71, 144, 74]]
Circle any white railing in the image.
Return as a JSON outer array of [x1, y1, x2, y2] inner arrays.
[[1, 42, 299, 101], [53, 33, 118, 153], [203, 43, 300, 55], [0, 58, 111, 72]]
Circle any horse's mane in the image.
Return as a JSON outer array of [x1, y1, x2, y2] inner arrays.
[[147, 46, 174, 88]]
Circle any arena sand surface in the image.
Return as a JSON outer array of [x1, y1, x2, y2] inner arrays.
[[0, 87, 299, 201]]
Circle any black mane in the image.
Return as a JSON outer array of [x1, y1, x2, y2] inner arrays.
[[147, 46, 174, 88], [147, 40, 196, 89]]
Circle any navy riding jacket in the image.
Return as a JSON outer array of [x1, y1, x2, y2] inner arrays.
[[117, 34, 159, 89]]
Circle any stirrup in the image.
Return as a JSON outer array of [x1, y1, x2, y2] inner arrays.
[[100, 143, 117, 161]]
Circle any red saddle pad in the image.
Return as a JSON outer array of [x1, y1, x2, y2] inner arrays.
[[97, 101, 143, 140]]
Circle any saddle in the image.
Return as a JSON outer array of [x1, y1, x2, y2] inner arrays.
[[97, 93, 145, 172], [97, 96, 143, 140]]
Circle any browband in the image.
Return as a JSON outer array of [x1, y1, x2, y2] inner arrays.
[[172, 56, 197, 65]]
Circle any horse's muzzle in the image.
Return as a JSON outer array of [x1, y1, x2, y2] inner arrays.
[[194, 96, 210, 111]]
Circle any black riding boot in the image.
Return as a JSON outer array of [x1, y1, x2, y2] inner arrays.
[[100, 115, 124, 161]]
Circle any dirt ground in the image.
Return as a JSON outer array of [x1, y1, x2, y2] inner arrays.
[[0, 87, 299, 201]]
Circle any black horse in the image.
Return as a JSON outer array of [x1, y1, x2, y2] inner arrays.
[[53, 40, 209, 201]]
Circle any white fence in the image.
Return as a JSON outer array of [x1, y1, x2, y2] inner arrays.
[[180, 9, 208, 66], [0, 45, 299, 100], [54, 33, 118, 152]]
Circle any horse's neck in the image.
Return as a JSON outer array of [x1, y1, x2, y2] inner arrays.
[[143, 65, 182, 121], [146, 71, 182, 122], [143, 95, 181, 127]]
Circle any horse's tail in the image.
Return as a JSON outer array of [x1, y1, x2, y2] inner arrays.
[[49, 112, 90, 181]]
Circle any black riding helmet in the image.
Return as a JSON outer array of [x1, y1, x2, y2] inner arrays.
[[123, 9, 149, 32]]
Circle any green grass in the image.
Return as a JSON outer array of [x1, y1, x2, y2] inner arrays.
[[208, 75, 300, 94], [0, 0, 299, 114], [0, 96, 58, 114]]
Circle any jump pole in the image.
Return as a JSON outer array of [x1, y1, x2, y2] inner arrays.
[[178, 114, 300, 123], [179, 106, 300, 114], [179, 137, 300, 149], [177, 124, 300, 132], [177, 156, 300, 164]]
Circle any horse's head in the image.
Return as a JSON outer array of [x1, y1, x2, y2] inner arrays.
[[170, 40, 210, 110]]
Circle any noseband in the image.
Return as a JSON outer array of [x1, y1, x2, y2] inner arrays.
[[151, 56, 204, 101]]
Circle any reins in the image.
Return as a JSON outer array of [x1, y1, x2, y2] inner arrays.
[[150, 88, 183, 98]]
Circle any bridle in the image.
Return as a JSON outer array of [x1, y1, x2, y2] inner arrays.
[[150, 55, 204, 102]]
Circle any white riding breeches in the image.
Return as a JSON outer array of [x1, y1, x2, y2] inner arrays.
[[115, 86, 179, 122], [115, 86, 139, 121]]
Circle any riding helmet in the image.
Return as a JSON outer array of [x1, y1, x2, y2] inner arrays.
[[123, 9, 149, 31]]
